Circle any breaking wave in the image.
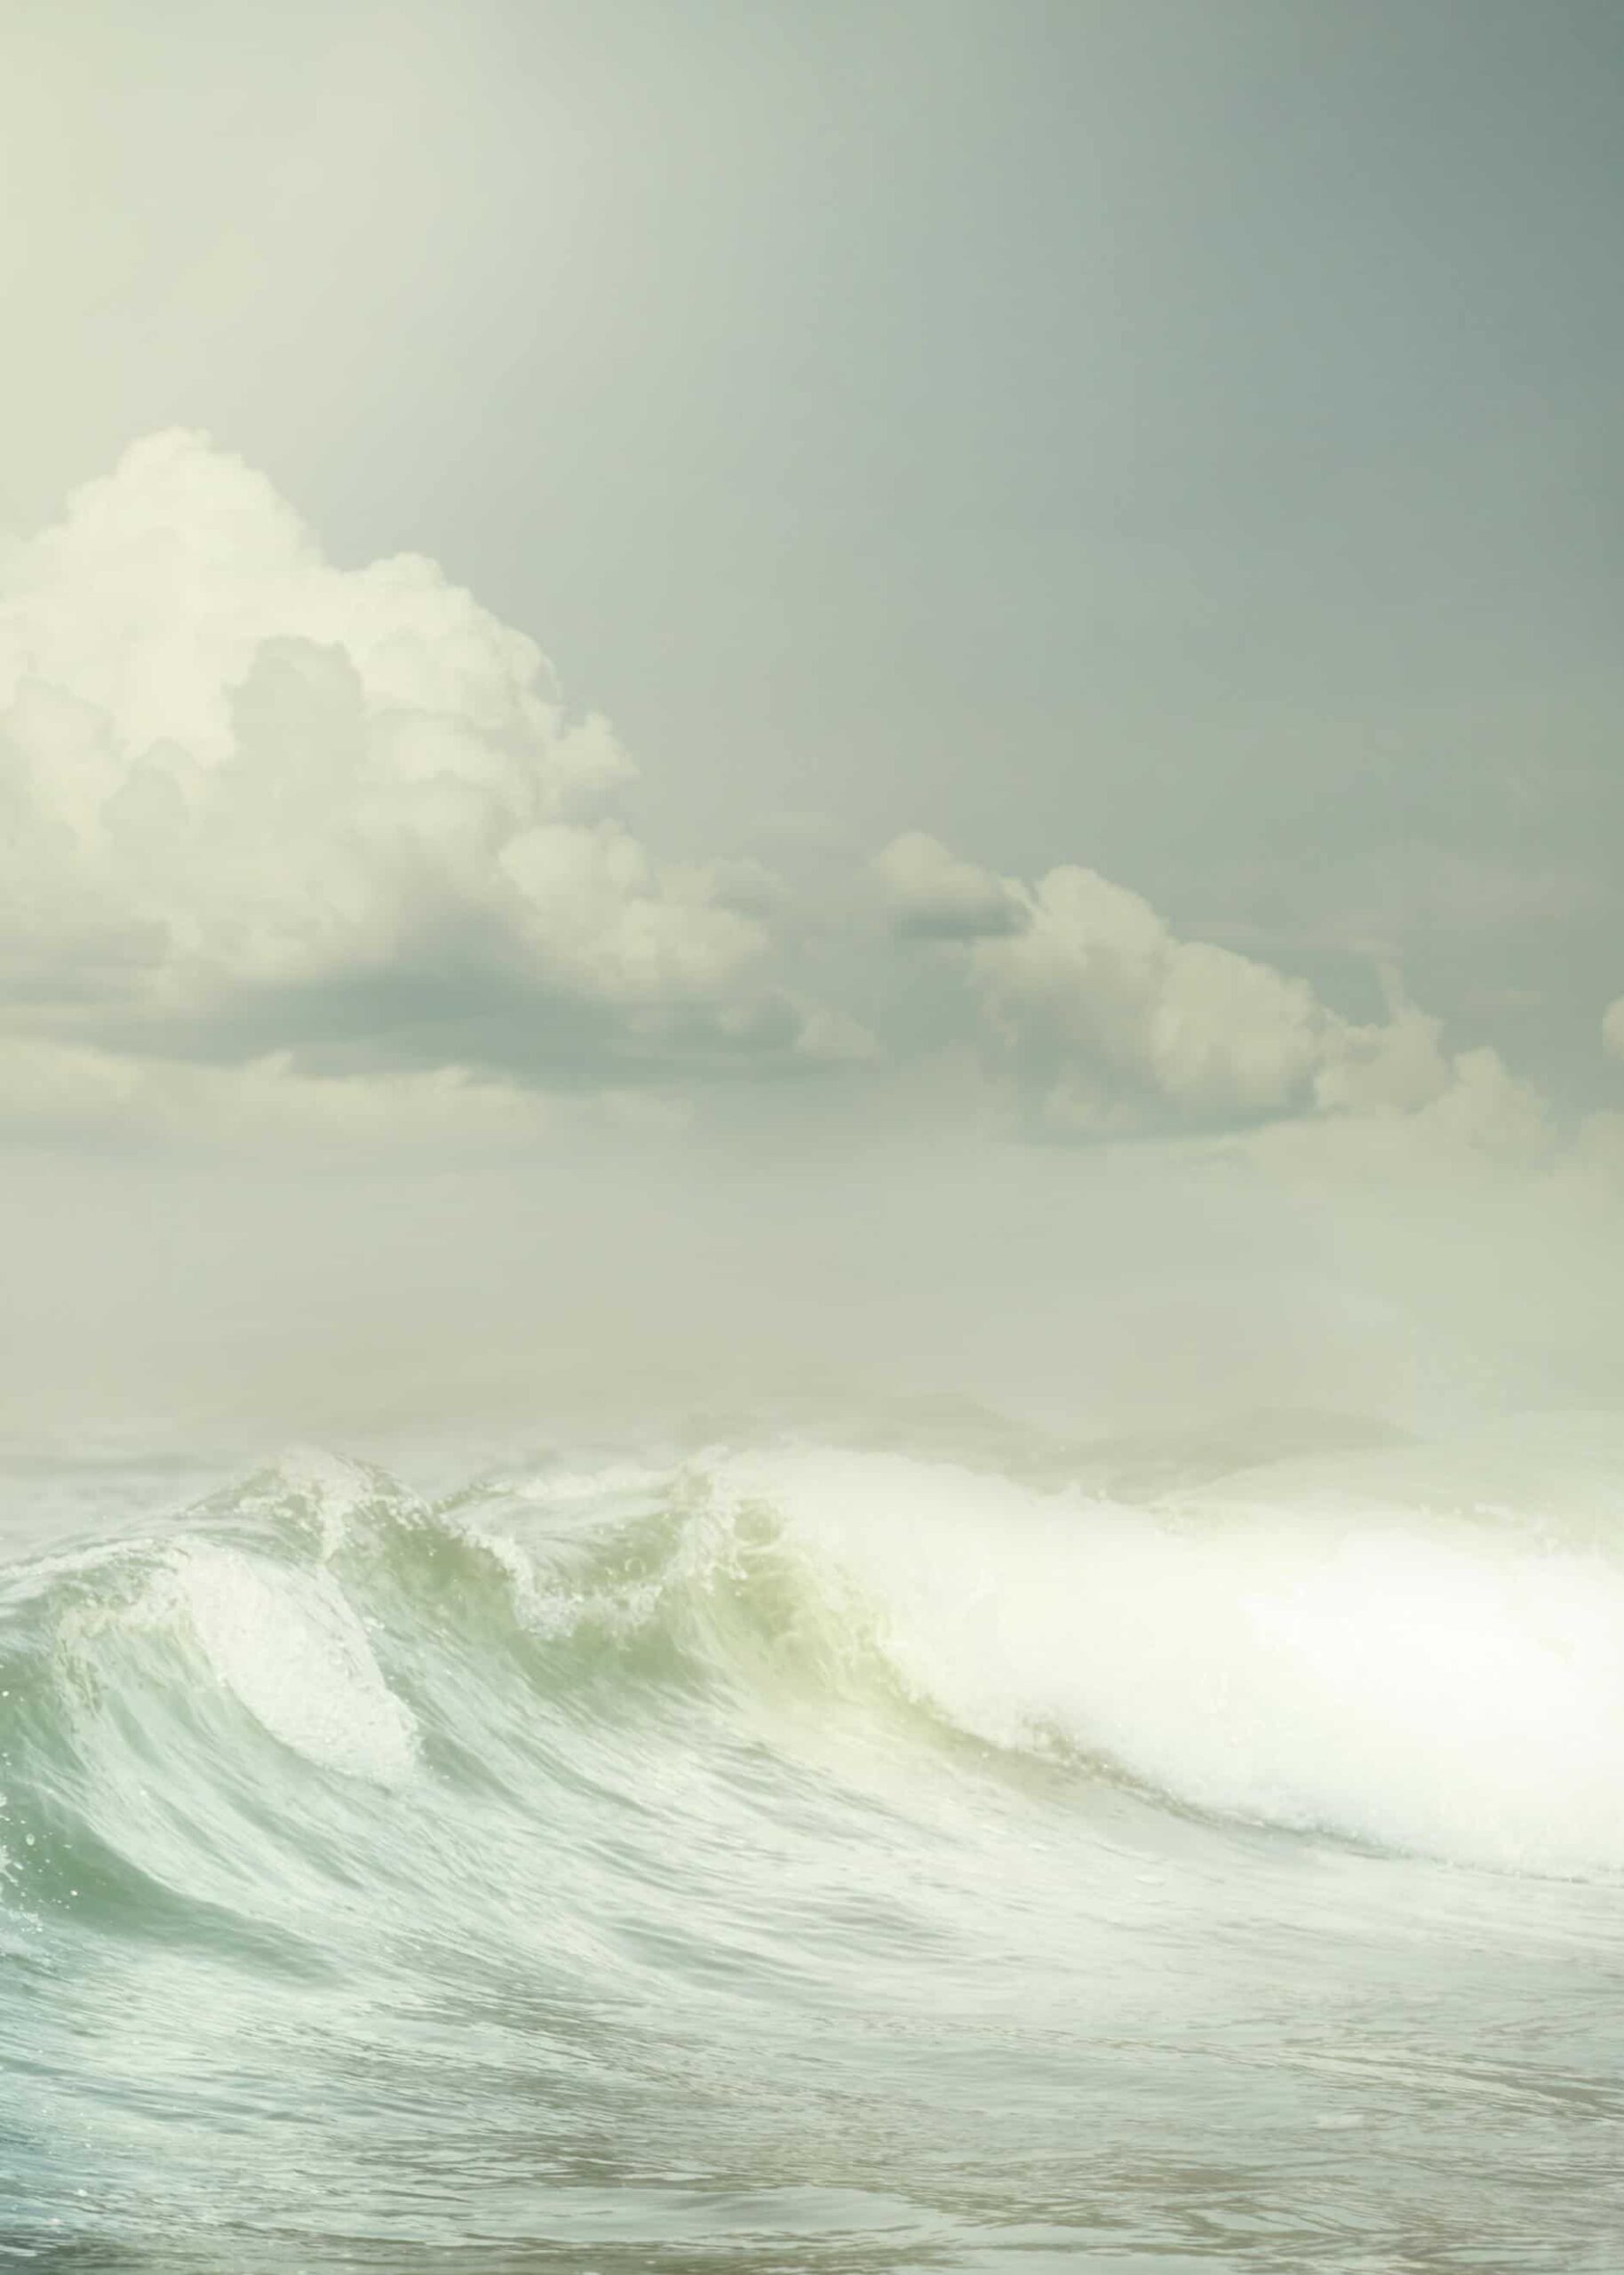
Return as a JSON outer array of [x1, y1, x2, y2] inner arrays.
[[5, 1424, 1624, 2269]]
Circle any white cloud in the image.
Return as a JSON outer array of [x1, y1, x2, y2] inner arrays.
[[875, 832, 1025, 939], [881, 834, 1555, 1164], [0, 431, 867, 1132], [956, 856, 1325, 1134]]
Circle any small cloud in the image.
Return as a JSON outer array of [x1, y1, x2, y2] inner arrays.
[[965, 860, 1325, 1132], [875, 833, 1026, 939], [884, 835, 1561, 1168]]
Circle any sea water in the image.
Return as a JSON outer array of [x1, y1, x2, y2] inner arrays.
[[3, 1417, 1623, 2271]]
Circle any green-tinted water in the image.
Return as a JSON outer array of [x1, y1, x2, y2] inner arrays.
[[4, 1429, 1624, 2271]]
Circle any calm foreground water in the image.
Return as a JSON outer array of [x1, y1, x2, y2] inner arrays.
[[4, 1417, 1624, 2271]]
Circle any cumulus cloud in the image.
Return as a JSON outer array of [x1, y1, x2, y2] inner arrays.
[[973, 864, 1325, 1133], [876, 842, 1325, 1135], [875, 831, 1026, 938], [0, 431, 868, 1135], [880, 834, 1552, 1162]]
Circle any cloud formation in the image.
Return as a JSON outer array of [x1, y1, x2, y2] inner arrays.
[[0, 433, 864, 1134], [878, 836, 1550, 1163], [876, 831, 1026, 939], [0, 432, 1598, 1185]]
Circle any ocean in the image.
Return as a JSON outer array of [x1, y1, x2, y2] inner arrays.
[[4, 1417, 1623, 2271]]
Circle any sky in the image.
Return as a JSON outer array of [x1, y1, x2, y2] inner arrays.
[[2, 0, 1621, 1439]]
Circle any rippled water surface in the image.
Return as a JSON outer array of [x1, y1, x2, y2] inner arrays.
[[4, 1420, 1624, 2271]]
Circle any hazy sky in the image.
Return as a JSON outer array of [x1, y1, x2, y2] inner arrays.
[[2, 1, 1622, 1435]]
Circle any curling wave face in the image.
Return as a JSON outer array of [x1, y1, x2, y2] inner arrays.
[[4, 1426, 1624, 2271]]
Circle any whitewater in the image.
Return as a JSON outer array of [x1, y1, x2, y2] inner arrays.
[[4, 1418, 1624, 2271]]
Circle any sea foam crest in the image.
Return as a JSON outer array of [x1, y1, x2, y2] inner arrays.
[[705, 1447, 1624, 1875], [168, 1544, 419, 1786]]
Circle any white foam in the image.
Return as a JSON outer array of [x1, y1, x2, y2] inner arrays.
[[169, 1545, 418, 1785], [263, 1445, 408, 1557], [706, 1447, 1624, 1875], [500, 1461, 666, 1510]]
